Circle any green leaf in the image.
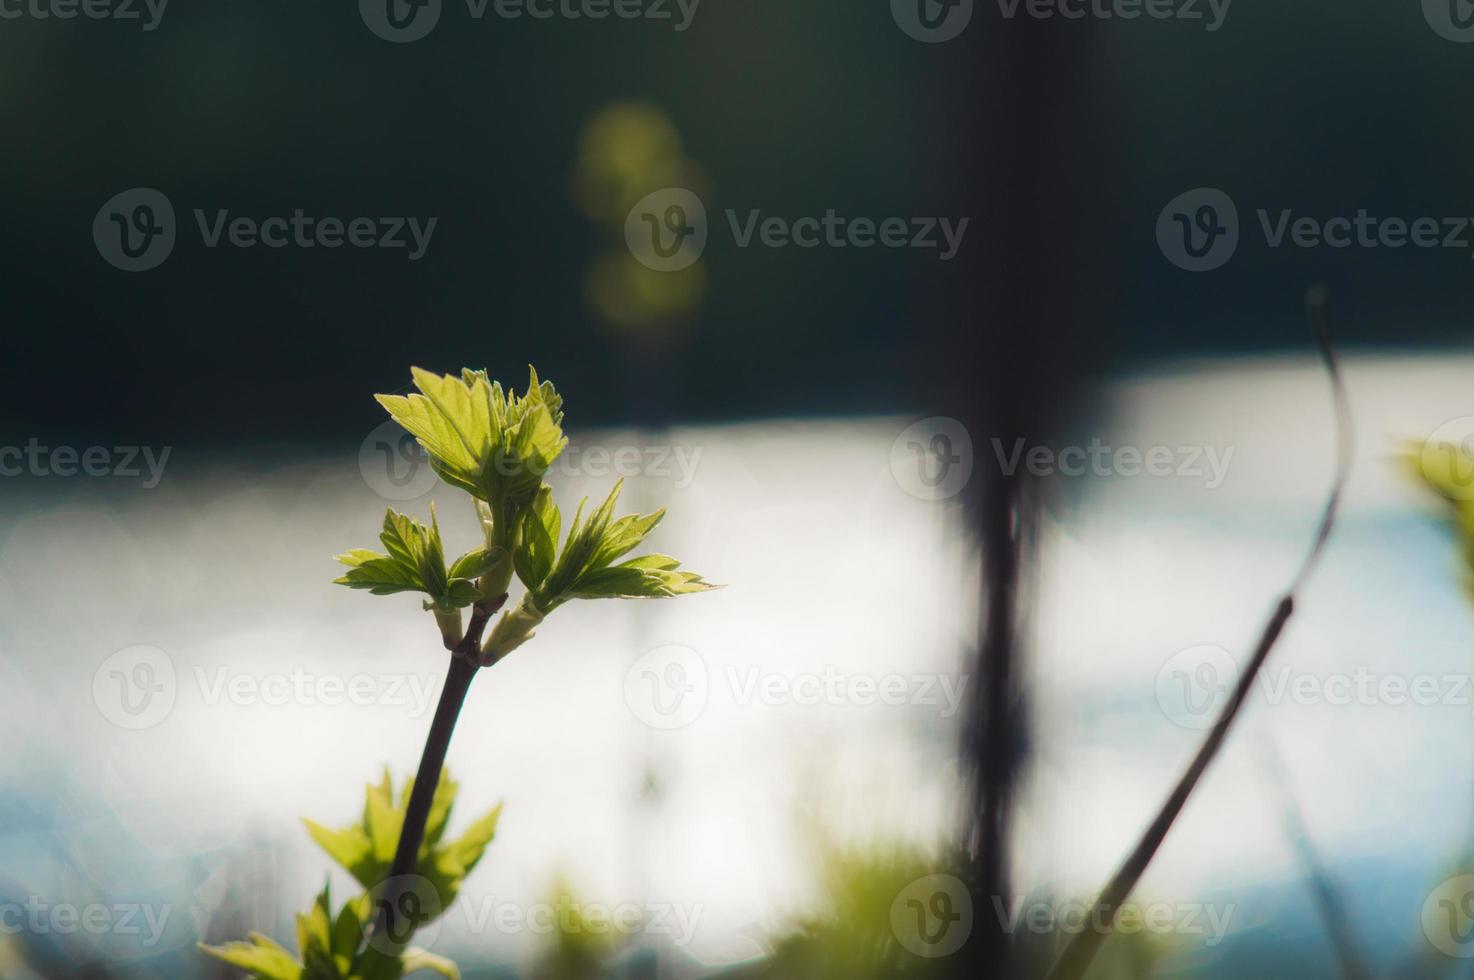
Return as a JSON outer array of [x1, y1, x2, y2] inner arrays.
[[542, 483, 620, 600], [401, 948, 460, 979], [302, 819, 374, 885], [619, 554, 681, 571], [334, 558, 423, 596], [443, 803, 504, 876], [294, 884, 333, 963], [375, 367, 567, 506], [515, 486, 560, 591], [527, 478, 717, 609], [379, 509, 422, 568], [448, 547, 503, 581], [336, 508, 485, 612], [366, 776, 404, 867], [590, 509, 665, 570], [199, 934, 304, 980], [375, 369, 494, 499], [298, 769, 498, 931], [564, 565, 665, 599], [331, 895, 369, 967]]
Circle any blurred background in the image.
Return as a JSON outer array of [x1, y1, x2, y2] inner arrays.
[[4, 0, 1474, 976]]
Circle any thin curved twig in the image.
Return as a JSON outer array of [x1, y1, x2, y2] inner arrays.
[[1045, 288, 1353, 980]]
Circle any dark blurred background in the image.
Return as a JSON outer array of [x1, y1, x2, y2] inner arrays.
[[3, 0, 1472, 448], [7, 2, 1474, 978]]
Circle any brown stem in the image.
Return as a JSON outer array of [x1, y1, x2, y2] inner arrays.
[[372, 594, 504, 942]]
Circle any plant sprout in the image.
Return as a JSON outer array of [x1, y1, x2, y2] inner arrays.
[[201, 366, 715, 978]]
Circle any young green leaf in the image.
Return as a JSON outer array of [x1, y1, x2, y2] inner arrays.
[[401, 947, 461, 979], [448, 547, 504, 582], [198, 933, 305, 980], [375, 366, 567, 507], [303, 769, 502, 921], [515, 486, 561, 591], [519, 478, 716, 614], [335, 508, 488, 642], [294, 885, 333, 968]]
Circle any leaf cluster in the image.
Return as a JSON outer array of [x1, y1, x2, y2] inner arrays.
[[338, 366, 716, 659], [200, 770, 499, 980]]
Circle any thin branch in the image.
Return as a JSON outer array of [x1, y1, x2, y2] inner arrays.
[[370, 592, 507, 942], [1046, 288, 1353, 980]]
